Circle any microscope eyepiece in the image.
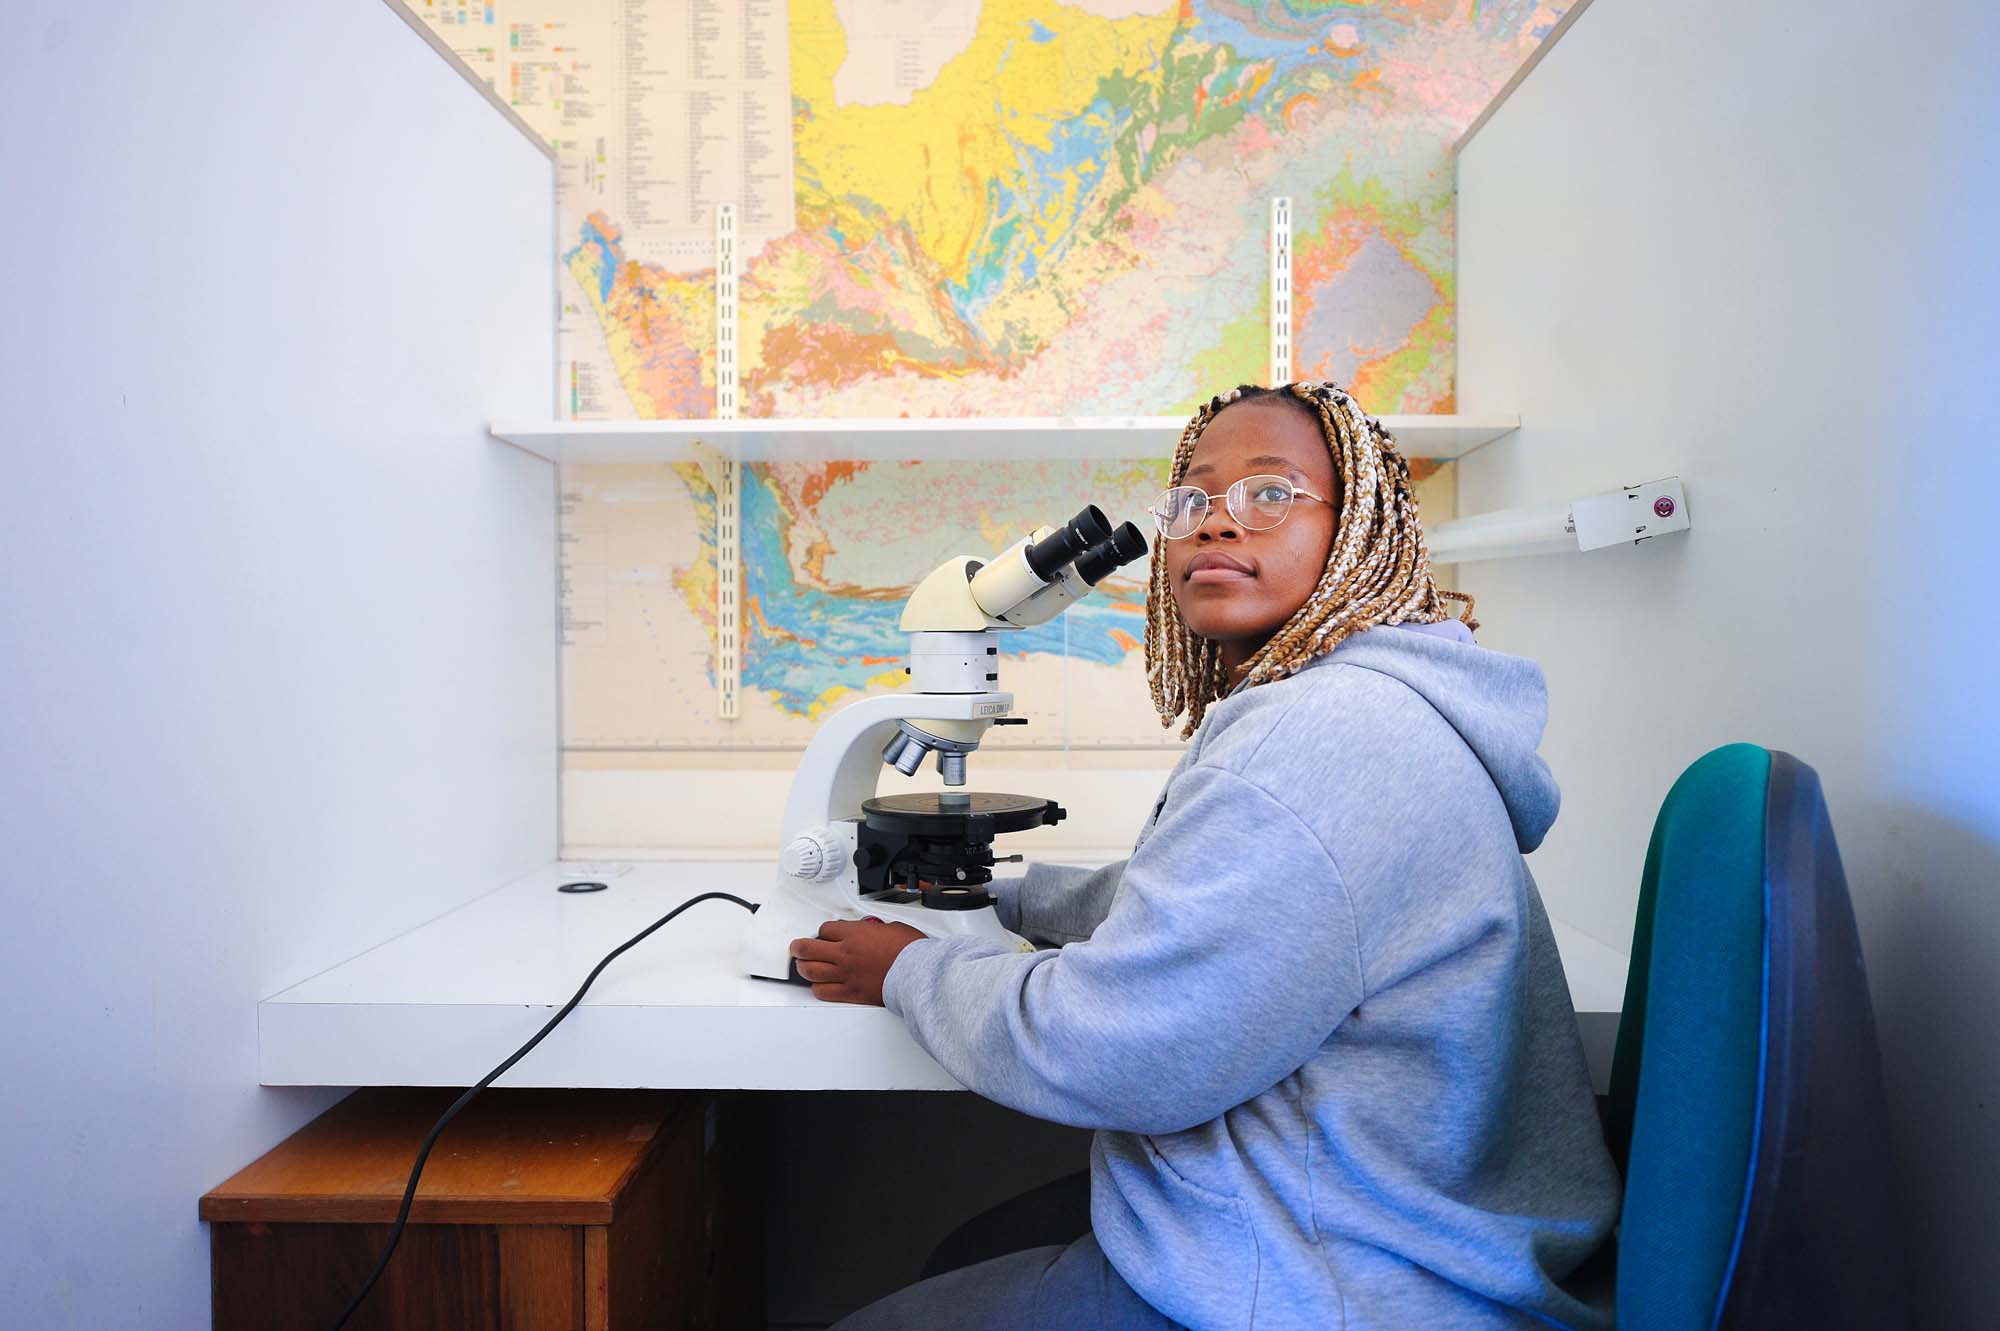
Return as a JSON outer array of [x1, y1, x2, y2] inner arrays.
[[1073, 521, 1149, 586], [1023, 505, 1113, 581]]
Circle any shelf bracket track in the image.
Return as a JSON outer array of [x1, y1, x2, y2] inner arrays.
[[1270, 196, 1292, 385], [714, 204, 741, 719]]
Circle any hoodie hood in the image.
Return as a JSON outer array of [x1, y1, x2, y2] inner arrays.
[[1296, 623, 1562, 852]]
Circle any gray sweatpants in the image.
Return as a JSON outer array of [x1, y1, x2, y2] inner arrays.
[[827, 1232, 1184, 1331]]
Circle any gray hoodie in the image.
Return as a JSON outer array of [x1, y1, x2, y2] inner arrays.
[[882, 623, 1621, 1330]]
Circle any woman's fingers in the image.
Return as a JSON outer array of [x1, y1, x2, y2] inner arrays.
[[791, 922, 907, 1006], [789, 935, 840, 964], [791, 936, 852, 988]]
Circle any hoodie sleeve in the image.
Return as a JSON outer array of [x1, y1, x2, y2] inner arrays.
[[993, 859, 1128, 945], [881, 765, 1364, 1134]]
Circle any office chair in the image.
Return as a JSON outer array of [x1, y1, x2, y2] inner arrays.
[[1604, 743, 1912, 1328]]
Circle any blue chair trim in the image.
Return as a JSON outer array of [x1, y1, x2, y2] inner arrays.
[[1712, 853, 1772, 1331]]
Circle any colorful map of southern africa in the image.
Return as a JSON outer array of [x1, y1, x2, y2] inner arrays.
[[547, 0, 1563, 752], [566, 0, 1562, 420]]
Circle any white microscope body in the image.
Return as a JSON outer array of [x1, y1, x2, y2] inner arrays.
[[736, 506, 1148, 980]]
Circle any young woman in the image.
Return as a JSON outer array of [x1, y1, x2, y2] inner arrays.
[[792, 381, 1620, 1330]]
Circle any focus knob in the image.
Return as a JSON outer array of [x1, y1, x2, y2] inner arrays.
[[780, 830, 841, 881]]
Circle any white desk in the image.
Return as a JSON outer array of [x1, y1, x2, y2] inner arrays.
[[262, 860, 1629, 1092]]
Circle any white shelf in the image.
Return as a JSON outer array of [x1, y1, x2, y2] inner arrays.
[[259, 858, 1627, 1092], [490, 414, 1520, 465]]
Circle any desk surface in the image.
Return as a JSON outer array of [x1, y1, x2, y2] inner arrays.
[[262, 860, 1630, 1091]]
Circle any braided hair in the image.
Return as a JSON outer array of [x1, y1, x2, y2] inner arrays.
[[1143, 381, 1476, 738]]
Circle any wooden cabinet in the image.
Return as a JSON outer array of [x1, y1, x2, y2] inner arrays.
[[201, 1088, 763, 1330]]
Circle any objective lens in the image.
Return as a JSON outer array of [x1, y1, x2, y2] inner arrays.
[[893, 739, 929, 776]]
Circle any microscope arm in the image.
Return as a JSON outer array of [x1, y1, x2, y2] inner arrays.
[[778, 689, 1014, 842]]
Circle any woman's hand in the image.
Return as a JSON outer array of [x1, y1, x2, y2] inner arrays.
[[789, 917, 927, 1005]]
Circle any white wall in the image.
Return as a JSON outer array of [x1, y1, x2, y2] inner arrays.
[[0, 5, 556, 1326], [1456, 0, 1999, 1323]]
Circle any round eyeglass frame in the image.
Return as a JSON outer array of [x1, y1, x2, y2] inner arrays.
[[1149, 474, 1333, 540]]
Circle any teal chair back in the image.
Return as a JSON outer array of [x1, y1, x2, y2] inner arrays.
[[1606, 743, 1910, 1329]]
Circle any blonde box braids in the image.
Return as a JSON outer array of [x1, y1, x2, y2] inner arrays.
[[1143, 381, 1476, 737]]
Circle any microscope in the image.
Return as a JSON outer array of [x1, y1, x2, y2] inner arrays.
[[737, 505, 1149, 980]]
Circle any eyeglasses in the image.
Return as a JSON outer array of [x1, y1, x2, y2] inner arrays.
[[1148, 474, 1334, 540]]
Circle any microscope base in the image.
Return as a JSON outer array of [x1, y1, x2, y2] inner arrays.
[[737, 884, 1033, 982]]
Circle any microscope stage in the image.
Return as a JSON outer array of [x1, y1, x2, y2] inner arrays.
[[859, 791, 1062, 835]]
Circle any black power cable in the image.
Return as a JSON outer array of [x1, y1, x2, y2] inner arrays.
[[324, 890, 760, 1330]]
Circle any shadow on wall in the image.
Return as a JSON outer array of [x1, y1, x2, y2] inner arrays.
[[1847, 800, 2000, 1331]]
